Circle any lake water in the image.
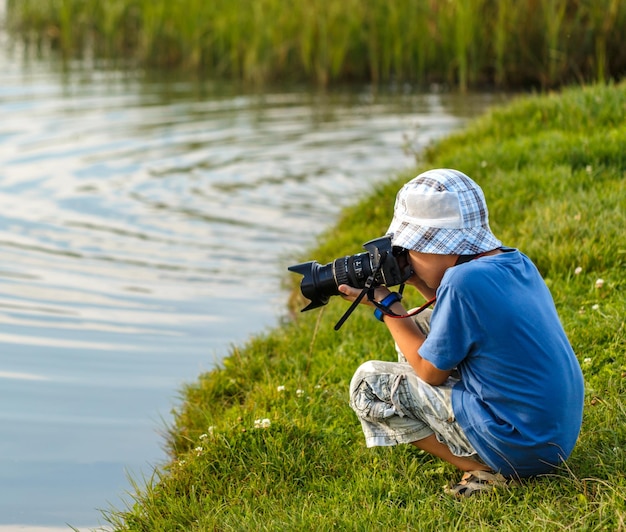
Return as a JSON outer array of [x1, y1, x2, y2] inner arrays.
[[0, 13, 504, 531]]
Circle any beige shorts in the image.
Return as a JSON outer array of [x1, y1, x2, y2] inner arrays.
[[348, 308, 480, 460]]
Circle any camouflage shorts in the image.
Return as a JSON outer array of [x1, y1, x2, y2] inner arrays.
[[348, 309, 480, 459]]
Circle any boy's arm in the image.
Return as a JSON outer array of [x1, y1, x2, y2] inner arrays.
[[338, 285, 451, 385], [383, 298, 451, 385]]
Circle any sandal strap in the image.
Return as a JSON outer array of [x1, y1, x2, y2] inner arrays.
[[446, 470, 509, 498], [462, 470, 508, 485]]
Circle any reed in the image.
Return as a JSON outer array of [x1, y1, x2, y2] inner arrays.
[[542, 0, 568, 87], [5, 0, 626, 89]]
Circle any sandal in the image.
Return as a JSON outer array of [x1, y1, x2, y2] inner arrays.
[[445, 470, 509, 498]]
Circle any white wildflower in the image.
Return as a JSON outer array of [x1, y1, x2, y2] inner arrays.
[[199, 433, 208, 440], [595, 278, 604, 289], [195, 446, 203, 453], [592, 304, 600, 310], [296, 389, 305, 397], [574, 266, 582, 275], [480, 160, 488, 168], [254, 418, 271, 429], [277, 385, 286, 392], [208, 426, 215, 435], [583, 357, 592, 365], [585, 165, 593, 174]]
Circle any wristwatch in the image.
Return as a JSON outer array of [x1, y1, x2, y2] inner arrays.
[[374, 292, 402, 322]]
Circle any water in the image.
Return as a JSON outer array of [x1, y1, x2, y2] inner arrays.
[[0, 18, 503, 532]]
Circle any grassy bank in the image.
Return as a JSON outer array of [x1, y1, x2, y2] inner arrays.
[[101, 83, 626, 530], [5, 0, 626, 89]]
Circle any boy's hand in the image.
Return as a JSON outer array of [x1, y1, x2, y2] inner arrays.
[[338, 285, 391, 306]]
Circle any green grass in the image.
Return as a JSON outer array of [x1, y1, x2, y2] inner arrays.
[[100, 82, 626, 530], [5, 0, 626, 89]]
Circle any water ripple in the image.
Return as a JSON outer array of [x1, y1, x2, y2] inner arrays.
[[0, 44, 504, 527]]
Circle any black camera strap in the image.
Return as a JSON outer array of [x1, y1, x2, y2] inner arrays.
[[333, 251, 388, 331], [335, 251, 436, 329]]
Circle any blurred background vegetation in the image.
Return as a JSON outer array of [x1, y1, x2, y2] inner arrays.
[[5, 0, 626, 90]]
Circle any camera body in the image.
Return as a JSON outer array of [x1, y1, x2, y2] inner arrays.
[[288, 235, 412, 312]]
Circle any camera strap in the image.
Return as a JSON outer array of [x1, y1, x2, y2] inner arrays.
[[370, 293, 436, 321], [333, 251, 389, 331]]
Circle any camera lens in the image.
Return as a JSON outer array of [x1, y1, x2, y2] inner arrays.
[[289, 261, 339, 312], [288, 252, 371, 312], [333, 252, 371, 289]]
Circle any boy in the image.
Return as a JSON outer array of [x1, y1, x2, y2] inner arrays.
[[338, 168, 584, 496]]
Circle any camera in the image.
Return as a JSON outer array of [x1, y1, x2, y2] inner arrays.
[[288, 235, 412, 312]]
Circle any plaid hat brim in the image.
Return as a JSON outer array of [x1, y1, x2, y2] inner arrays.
[[388, 220, 502, 255]]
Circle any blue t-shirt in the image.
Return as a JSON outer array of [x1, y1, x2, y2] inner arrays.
[[419, 249, 584, 477]]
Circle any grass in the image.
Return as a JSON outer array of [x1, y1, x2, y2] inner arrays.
[[99, 82, 626, 530], [5, 0, 626, 89]]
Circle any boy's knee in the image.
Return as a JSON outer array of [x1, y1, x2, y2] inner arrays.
[[349, 378, 397, 422], [350, 360, 379, 388], [413, 308, 432, 335], [349, 361, 377, 408], [349, 362, 399, 422]]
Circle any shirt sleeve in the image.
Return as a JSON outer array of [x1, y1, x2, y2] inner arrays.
[[418, 280, 482, 371]]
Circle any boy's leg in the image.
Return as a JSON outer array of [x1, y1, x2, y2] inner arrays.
[[412, 434, 489, 471], [349, 359, 482, 468], [396, 308, 432, 364]]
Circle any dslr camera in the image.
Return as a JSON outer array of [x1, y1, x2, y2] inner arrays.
[[288, 235, 412, 313]]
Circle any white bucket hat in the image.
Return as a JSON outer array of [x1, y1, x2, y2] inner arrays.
[[387, 168, 502, 255]]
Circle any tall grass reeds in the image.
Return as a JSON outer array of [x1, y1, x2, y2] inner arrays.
[[5, 0, 626, 89]]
